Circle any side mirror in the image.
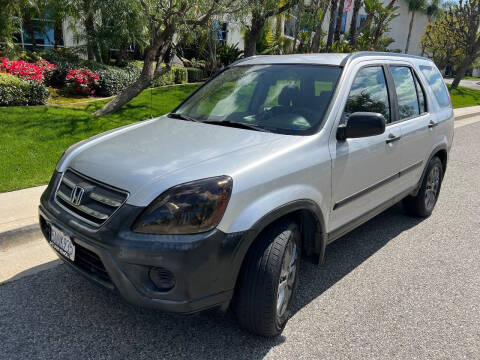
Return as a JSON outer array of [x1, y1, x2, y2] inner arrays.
[[336, 112, 386, 140]]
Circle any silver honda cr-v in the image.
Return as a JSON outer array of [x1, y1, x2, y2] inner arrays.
[[39, 52, 454, 336]]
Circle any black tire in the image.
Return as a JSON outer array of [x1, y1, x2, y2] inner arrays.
[[403, 156, 443, 217], [234, 220, 301, 337]]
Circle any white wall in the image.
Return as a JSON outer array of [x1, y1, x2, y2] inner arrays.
[[386, 1, 428, 54], [227, 21, 245, 50], [62, 18, 86, 48]]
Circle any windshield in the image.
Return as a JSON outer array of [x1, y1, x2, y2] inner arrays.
[[172, 64, 342, 135]]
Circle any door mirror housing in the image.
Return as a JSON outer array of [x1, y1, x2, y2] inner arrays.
[[337, 112, 386, 140]]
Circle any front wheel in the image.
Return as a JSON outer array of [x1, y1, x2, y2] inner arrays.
[[234, 220, 301, 337], [403, 156, 443, 217]]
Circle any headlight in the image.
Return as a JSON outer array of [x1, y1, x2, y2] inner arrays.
[[132, 176, 233, 235]]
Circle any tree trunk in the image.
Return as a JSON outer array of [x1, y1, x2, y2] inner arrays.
[[292, 1, 304, 51], [326, 0, 338, 51], [311, 2, 328, 52], [84, 14, 95, 60], [116, 43, 129, 66], [451, 56, 475, 89], [54, 20, 62, 49], [349, 0, 362, 47], [404, 11, 415, 53], [24, 15, 37, 50], [333, 0, 346, 44], [94, 27, 175, 116], [244, 14, 264, 57]]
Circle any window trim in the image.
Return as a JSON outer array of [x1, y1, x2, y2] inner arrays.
[[412, 70, 428, 115], [386, 64, 430, 126]]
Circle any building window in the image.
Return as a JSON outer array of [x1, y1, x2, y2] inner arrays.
[[357, 14, 367, 29], [13, 14, 63, 50], [284, 15, 297, 38], [333, 12, 348, 33], [22, 18, 60, 49], [213, 22, 228, 44]]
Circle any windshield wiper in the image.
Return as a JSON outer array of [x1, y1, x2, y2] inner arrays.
[[203, 120, 271, 133], [168, 113, 200, 122]]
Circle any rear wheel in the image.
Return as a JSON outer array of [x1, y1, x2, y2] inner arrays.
[[234, 220, 301, 337], [403, 156, 443, 217]]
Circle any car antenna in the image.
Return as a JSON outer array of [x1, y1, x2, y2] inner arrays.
[[150, 79, 153, 119]]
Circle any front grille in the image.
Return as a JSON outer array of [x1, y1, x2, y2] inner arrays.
[[74, 244, 111, 283], [55, 169, 128, 227]]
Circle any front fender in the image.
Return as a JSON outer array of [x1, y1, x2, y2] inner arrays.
[[217, 184, 328, 234]]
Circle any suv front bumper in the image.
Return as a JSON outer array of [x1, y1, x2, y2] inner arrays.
[[39, 172, 246, 314]]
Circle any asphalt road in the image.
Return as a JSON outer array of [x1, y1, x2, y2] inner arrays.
[[1, 121, 479, 359]]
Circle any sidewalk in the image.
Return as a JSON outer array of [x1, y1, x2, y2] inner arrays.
[[453, 105, 480, 120], [0, 186, 46, 246], [1, 105, 480, 243]]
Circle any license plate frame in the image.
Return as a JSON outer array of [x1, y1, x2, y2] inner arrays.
[[49, 225, 75, 261]]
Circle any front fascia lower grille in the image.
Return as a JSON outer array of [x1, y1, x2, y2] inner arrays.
[[54, 169, 129, 228], [74, 244, 111, 283]]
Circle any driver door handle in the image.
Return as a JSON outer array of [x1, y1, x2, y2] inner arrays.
[[386, 133, 401, 144], [428, 120, 438, 128]]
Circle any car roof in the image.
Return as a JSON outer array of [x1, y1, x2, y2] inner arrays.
[[234, 53, 350, 67], [232, 52, 433, 67]]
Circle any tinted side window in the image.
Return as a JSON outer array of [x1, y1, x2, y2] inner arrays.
[[391, 66, 420, 120], [420, 65, 450, 108], [343, 66, 390, 123], [414, 73, 426, 113]]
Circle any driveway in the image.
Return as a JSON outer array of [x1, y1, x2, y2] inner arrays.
[[445, 78, 480, 90], [1, 120, 480, 359]]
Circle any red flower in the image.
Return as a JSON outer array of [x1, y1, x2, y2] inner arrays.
[[65, 68, 100, 96], [0, 57, 44, 83]]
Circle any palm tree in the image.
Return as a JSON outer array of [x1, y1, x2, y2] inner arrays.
[[404, 0, 428, 53]]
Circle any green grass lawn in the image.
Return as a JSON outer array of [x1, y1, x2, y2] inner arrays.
[[47, 87, 109, 105], [448, 85, 480, 108], [1, 82, 479, 193], [0, 84, 200, 193]]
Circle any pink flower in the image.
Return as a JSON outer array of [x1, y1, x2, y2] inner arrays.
[[65, 68, 100, 95]]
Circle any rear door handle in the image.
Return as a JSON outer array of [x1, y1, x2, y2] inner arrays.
[[386, 133, 401, 144], [428, 120, 438, 128]]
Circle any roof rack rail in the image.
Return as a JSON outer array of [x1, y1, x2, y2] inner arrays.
[[340, 51, 431, 66]]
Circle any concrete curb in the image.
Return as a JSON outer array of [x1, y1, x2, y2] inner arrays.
[[0, 223, 41, 250], [455, 113, 480, 121]]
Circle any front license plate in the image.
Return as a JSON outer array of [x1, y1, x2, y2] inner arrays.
[[50, 226, 75, 261]]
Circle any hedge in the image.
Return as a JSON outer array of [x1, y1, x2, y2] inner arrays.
[[152, 68, 175, 87], [0, 73, 50, 106], [173, 67, 187, 84], [96, 65, 141, 96], [186, 67, 204, 83]]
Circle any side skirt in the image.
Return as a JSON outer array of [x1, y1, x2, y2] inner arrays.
[[327, 187, 415, 244]]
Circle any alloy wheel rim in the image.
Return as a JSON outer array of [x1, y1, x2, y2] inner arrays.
[[425, 166, 440, 210], [277, 239, 297, 319]]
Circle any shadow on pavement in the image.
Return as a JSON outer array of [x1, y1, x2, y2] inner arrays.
[[0, 204, 423, 359]]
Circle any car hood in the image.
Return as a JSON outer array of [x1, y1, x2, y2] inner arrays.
[[59, 115, 284, 195]]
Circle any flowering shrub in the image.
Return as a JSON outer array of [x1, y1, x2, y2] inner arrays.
[[0, 57, 56, 83], [65, 68, 100, 96], [35, 59, 56, 83]]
